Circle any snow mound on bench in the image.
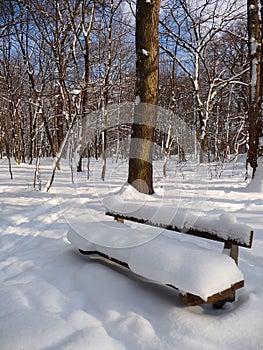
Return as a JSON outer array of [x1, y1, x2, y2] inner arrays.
[[67, 220, 161, 248], [103, 184, 253, 246], [67, 225, 244, 302], [129, 235, 243, 301]]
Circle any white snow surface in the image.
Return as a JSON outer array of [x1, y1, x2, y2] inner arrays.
[[1, 158, 263, 350]]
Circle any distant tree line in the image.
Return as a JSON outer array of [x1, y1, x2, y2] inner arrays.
[[0, 0, 261, 178]]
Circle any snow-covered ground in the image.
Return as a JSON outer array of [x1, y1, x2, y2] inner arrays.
[[0, 157, 263, 350]]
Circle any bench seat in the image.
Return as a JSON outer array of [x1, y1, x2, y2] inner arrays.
[[67, 220, 244, 306]]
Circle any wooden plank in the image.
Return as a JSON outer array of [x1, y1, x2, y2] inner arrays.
[[116, 217, 124, 223], [79, 249, 129, 269], [105, 212, 253, 248], [178, 280, 244, 307]]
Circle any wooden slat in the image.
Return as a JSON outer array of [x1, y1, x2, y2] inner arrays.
[[105, 212, 253, 248], [79, 249, 129, 269], [178, 280, 244, 307]]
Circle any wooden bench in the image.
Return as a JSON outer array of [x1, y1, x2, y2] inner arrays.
[[105, 208, 253, 308], [67, 205, 253, 309]]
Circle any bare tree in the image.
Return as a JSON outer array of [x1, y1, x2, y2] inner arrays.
[[160, 0, 247, 163], [245, 0, 263, 186], [247, 0, 261, 177], [100, 0, 122, 180]]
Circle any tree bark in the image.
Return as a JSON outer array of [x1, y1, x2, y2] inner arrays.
[[128, 0, 160, 195], [247, 0, 261, 177], [259, 0, 263, 160]]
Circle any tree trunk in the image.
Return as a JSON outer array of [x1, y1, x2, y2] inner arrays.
[[247, 0, 261, 177], [128, 0, 160, 195], [259, 0, 263, 160], [77, 1, 95, 172]]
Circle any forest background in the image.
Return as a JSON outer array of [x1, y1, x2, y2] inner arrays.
[[0, 0, 262, 185]]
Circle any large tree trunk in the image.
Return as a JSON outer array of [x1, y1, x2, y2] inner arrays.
[[128, 0, 160, 195], [259, 0, 263, 160], [247, 0, 261, 177]]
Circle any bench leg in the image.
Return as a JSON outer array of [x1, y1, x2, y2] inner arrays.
[[213, 243, 239, 308], [222, 241, 239, 265], [213, 295, 235, 309]]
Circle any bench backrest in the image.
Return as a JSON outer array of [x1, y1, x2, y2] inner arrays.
[[105, 209, 253, 248]]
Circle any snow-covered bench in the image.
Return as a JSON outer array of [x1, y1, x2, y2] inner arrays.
[[67, 202, 253, 308]]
